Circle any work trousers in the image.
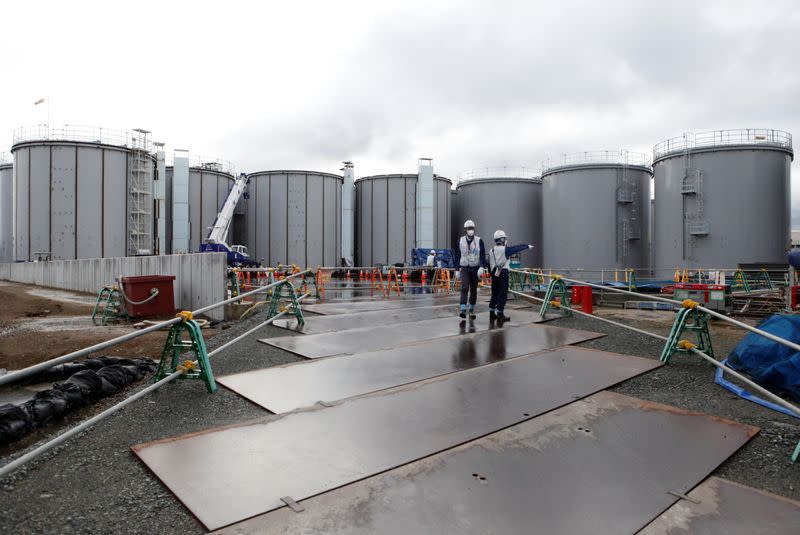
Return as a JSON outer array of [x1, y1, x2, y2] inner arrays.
[[489, 270, 509, 312], [459, 266, 479, 307]]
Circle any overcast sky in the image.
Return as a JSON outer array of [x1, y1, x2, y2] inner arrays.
[[1, 1, 798, 223]]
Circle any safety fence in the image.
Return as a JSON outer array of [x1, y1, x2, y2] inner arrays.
[[509, 267, 800, 461], [0, 270, 312, 479]]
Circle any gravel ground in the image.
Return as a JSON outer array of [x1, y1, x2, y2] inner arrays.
[[0, 308, 798, 534]]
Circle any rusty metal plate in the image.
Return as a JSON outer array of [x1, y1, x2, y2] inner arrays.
[[301, 294, 466, 315], [221, 327, 605, 413], [214, 392, 758, 535], [639, 477, 800, 535], [261, 310, 547, 359], [132, 349, 660, 531], [272, 304, 458, 334]]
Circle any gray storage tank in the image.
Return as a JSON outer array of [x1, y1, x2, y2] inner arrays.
[[653, 129, 793, 271], [11, 126, 155, 261], [0, 154, 12, 262], [450, 188, 460, 248], [245, 170, 342, 267], [455, 168, 542, 267], [355, 172, 451, 266], [541, 151, 652, 275]]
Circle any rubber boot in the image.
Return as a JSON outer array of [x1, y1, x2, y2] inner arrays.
[[459, 304, 466, 319], [469, 305, 476, 320], [496, 311, 510, 322]]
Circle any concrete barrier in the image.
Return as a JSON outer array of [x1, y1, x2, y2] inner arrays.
[[0, 253, 227, 320]]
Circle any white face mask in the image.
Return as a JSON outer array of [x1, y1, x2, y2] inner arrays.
[[466, 229, 475, 237]]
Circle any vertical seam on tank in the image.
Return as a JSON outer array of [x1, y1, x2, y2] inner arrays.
[[403, 177, 407, 264], [285, 173, 289, 265], [305, 173, 308, 268], [48, 145, 52, 256], [322, 175, 326, 267], [254, 175, 258, 261], [199, 172, 203, 253], [385, 177, 389, 264], [370, 178, 373, 266], [101, 150, 105, 257], [27, 148, 31, 261], [74, 145, 78, 259], [125, 151, 129, 256]]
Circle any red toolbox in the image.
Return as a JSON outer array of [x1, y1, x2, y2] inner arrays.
[[119, 275, 176, 318]]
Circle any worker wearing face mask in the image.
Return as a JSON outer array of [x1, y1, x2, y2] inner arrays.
[[489, 230, 534, 322], [453, 220, 487, 320]]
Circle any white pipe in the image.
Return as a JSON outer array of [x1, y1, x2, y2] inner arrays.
[[504, 286, 800, 418], [0, 292, 310, 480], [0, 270, 311, 386]]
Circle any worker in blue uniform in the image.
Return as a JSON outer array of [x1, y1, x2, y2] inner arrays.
[[488, 229, 534, 321], [453, 220, 487, 320]]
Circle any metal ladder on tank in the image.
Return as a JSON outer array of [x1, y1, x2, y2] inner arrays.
[[128, 130, 153, 256]]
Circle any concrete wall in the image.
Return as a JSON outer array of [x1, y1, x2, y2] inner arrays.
[[0, 252, 227, 320]]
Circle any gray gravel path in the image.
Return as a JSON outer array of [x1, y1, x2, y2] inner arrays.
[[0, 309, 798, 534]]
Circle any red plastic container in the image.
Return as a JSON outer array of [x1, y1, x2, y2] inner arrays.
[[120, 275, 176, 318], [571, 285, 593, 313]]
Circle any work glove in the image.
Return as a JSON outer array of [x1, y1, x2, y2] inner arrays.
[[528, 244, 534, 249], [455, 270, 461, 280], [478, 267, 485, 278]]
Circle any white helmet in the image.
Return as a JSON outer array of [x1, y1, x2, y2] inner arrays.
[[494, 229, 507, 240], [463, 220, 475, 229]]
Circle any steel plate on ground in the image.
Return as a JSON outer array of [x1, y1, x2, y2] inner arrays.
[[132, 349, 660, 530], [261, 310, 546, 358], [272, 304, 458, 334], [215, 392, 758, 535], [221, 327, 605, 413], [301, 294, 466, 315], [639, 476, 800, 535]]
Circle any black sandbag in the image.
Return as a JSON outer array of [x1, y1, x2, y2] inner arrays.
[[64, 369, 103, 397], [25, 390, 69, 426], [0, 403, 34, 444], [53, 381, 86, 408]]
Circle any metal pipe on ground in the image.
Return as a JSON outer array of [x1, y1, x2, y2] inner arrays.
[[503, 286, 800, 419], [0, 292, 310, 480], [0, 270, 312, 387]]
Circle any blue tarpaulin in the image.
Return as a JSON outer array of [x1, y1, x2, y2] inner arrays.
[[410, 248, 456, 268], [727, 314, 800, 403]]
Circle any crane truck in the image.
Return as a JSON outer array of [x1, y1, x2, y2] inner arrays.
[[200, 173, 259, 267]]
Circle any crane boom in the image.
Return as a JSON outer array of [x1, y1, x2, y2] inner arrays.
[[206, 173, 247, 246]]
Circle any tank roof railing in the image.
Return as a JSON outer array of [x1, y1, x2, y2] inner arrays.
[[653, 128, 793, 160], [457, 166, 541, 183], [12, 124, 154, 152], [164, 155, 236, 175], [542, 150, 651, 173], [0, 151, 11, 165]]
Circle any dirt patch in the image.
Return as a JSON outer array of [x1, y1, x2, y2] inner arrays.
[[0, 282, 91, 326], [0, 281, 221, 370]]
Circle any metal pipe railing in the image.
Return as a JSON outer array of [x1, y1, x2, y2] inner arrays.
[[0, 291, 309, 480], [514, 269, 800, 355], [0, 270, 312, 387], [500, 286, 800, 418]]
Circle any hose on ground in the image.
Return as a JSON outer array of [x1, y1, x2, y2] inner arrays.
[[116, 277, 160, 306]]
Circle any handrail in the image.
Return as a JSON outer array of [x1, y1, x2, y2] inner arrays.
[[653, 129, 793, 161], [0, 290, 310, 480], [542, 150, 651, 173], [13, 124, 153, 151], [496, 283, 800, 420], [165, 154, 236, 176], [512, 269, 800, 354], [0, 269, 312, 387], [0, 152, 11, 165], [457, 167, 541, 182]]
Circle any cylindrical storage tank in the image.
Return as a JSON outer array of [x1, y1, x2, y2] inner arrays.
[[11, 126, 154, 261], [653, 129, 793, 271], [541, 151, 652, 275], [245, 170, 342, 267], [188, 164, 235, 253], [455, 168, 543, 267], [355, 174, 451, 266], [0, 155, 13, 262]]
